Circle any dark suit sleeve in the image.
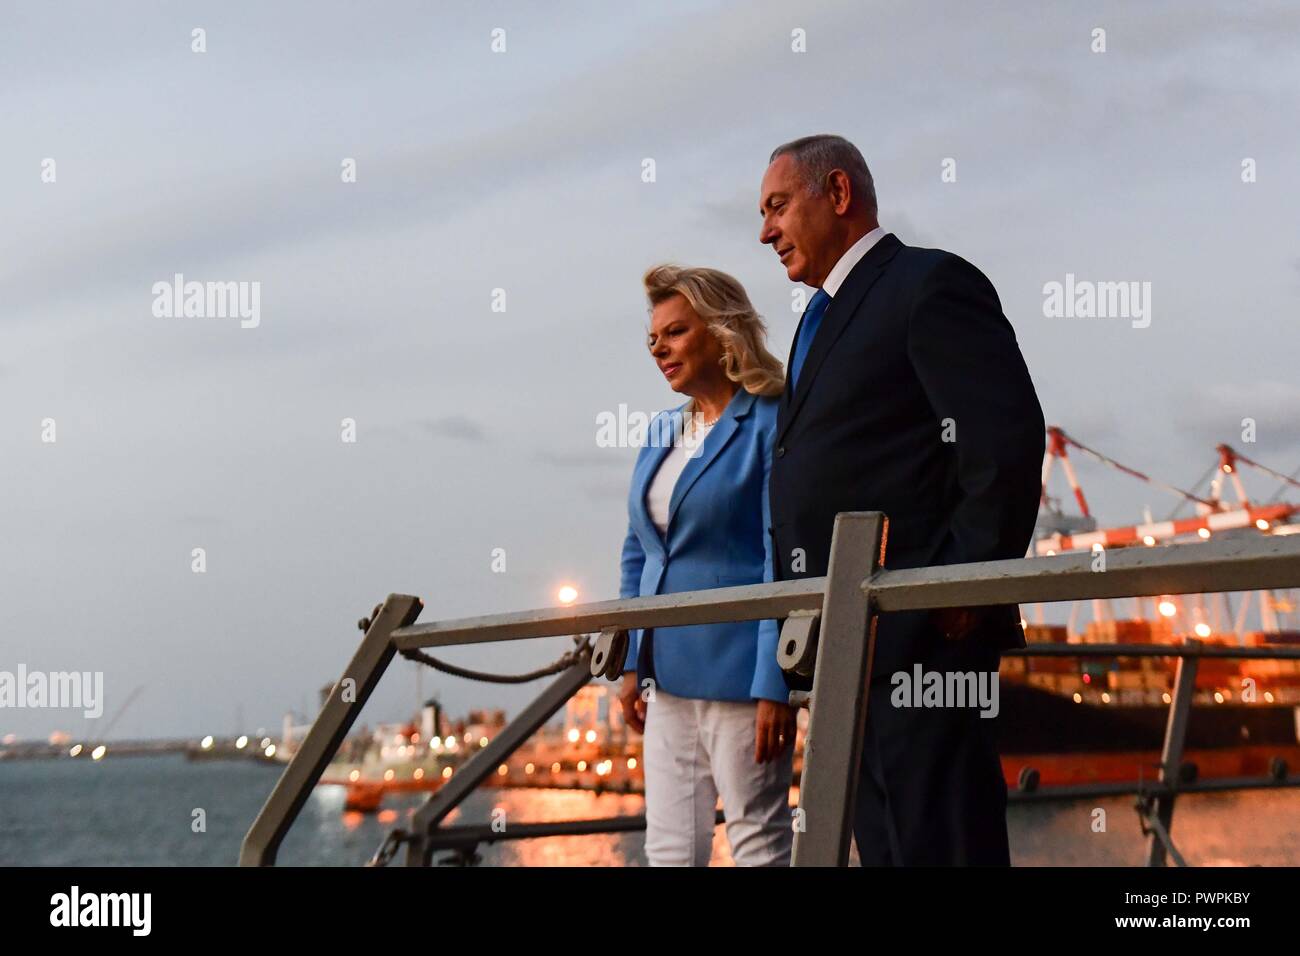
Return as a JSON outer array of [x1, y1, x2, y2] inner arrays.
[[905, 254, 1045, 567]]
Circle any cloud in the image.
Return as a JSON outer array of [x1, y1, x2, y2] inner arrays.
[[416, 416, 488, 442], [535, 448, 632, 468], [1173, 380, 1300, 454]]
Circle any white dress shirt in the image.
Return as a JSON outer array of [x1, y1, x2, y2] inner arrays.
[[645, 418, 717, 536], [821, 224, 886, 297]]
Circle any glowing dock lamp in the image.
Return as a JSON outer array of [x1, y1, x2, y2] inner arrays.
[[1194, 623, 1212, 638], [69, 744, 83, 757], [1198, 528, 1212, 539], [264, 744, 277, 758], [91, 745, 107, 761], [1142, 535, 1156, 546], [235, 735, 248, 749], [1157, 599, 1177, 618], [567, 728, 580, 743], [585, 729, 597, 743], [557, 585, 579, 605], [200, 735, 214, 750], [1256, 518, 1271, 531]]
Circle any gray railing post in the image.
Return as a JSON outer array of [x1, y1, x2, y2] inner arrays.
[[1144, 638, 1200, 867], [239, 593, 423, 866], [792, 512, 886, 866]]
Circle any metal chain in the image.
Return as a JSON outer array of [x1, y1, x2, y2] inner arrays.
[[399, 636, 591, 685]]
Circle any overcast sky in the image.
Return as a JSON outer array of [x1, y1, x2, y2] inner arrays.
[[3, 1, 1298, 741]]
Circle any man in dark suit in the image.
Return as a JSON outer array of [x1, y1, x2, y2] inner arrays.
[[759, 134, 1045, 865]]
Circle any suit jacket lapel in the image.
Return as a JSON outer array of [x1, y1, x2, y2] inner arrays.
[[666, 389, 755, 533], [777, 233, 902, 444]]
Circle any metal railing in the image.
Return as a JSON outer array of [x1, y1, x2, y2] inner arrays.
[[240, 512, 1300, 867]]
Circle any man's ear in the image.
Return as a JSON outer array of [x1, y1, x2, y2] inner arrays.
[[828, 169, 854, 215]]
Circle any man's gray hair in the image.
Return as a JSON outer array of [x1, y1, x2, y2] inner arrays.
[[769, 134, 877, 215]]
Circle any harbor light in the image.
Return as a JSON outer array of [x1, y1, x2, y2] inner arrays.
[[497, 764, 508, 776], [69, 744, 83, 757], [201, 735, 214, 750], [260, 737, 272, 749], [1265, 692, 1275, 703], [443, 735, 455, 749], [1072, 693, 1082, 703], [557, 585, 579, 605], [1142, 535, 1156, 546], [585, 730, 597, 743], [264, 744, 276, 758], [1194, 623, 1212, 638], [414, 768, 424, 780], [349, 769, 361, 782], [567, 728, 580, 743], [525, 762, 535, 774], [1158, 600, 1177, 618], [479, 736, 489, 748], [1198, 528, 1211, 539], [235, 735, 248, 749], [628, 757, 637, 770], [1101, 693, 1110, 704], [1256, 519, 1270, 531], [1214, 692, 1225, 704], [1162, 692, 1172, 704], [441, 766, 453, 779], [91, 745, 107, 760], [383, 769, 395, 781], [551, 762, 561, 773], [577, 760, 587, 772]]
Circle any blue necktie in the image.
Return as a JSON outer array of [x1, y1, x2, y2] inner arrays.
[[789, 288, 831, 389]]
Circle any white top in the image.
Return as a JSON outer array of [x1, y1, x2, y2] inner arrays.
[[821, 225, 886, 297], [646, 417, 718, 536]]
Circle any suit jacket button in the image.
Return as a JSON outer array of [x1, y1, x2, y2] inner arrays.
[[776, 446, 786, 458]]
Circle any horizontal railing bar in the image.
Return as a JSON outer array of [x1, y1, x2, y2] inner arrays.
[[1008, 775, 1300, 802], [1009, 642, 1300, 659], [868, 535, 1300, 611], [392, 536, 1300, 652], [423, 810, 726, 851], [393, 577, 825, 650]]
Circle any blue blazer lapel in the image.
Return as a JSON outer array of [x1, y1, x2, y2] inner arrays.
[[666, 390, 755, 532]]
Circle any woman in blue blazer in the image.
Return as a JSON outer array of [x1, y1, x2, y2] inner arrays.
[[617, 264, 795, 866]]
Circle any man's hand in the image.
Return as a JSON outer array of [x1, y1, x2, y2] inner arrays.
[[618, 671, 646, 734], [933, 605, 985, 641], [755, 699, 796, 764]]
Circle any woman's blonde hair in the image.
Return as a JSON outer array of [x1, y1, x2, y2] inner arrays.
[[642, 264, 785, 398]]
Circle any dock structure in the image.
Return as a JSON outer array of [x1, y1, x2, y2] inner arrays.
[[241, 513, 1300, 867]]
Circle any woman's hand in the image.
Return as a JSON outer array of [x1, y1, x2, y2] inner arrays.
[[618, 671, 647, 734], [755, 699, 796, 763]]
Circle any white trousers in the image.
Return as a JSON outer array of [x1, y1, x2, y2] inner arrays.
[[642, 688, 794, 866]]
